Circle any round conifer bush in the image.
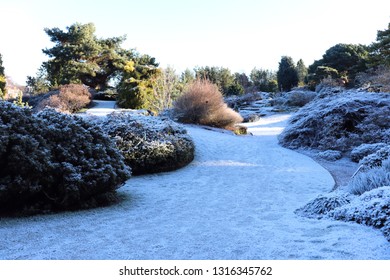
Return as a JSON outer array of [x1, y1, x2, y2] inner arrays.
[[96, 112, 195, 175], [0, 102, 131, 215]]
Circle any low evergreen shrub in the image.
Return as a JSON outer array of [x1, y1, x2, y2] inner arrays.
[[0, 102, 131, 215], [96, 112, 195, 175]]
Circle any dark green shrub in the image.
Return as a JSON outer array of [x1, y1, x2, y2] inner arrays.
[[96, 112, 195, 175], [279, 91, 390, 152], [0, 102, 131, 215]]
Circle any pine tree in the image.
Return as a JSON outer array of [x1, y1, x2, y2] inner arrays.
[[277, 56, 298, 92], [370, 22, 390, 67], [41, 22, 131, 90], [296, 59, 308, 86]]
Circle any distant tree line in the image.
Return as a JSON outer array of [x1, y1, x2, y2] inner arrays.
[[21, 21, 390, 112]]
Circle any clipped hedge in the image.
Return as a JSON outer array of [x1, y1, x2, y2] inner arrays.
[[96, 112, 195, 175], [0, 102, 131, 215]]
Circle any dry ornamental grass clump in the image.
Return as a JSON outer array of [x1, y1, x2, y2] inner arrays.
[[173, 79, 243, 129]]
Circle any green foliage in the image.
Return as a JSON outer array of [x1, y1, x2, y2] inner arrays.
[[0, 102, 131, 215], [308, 43, 369, 86], [250, 68, 278, 92], [116, 54, 160, 110], [234, 72, 252, 91], [26, 66, 51, 94], [194, 66, 243, 95], [0, 54, 6, 98], [180, 68, 195, 84], [370, 22, 390, 67], [41, 22, 131, 90], [296, 59, 308, 86], [97, 112, 195, 175], [0, 76, 5, 100], [277, 56, 299, 92], [13, 92, 31, 108]]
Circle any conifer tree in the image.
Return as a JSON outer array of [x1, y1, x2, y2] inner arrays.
[[296, 59, 308, 86], [277, 56, 298, 91], [370, 22, 390, 67]]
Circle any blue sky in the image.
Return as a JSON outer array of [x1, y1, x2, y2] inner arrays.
[[1, 0, 389, 85]]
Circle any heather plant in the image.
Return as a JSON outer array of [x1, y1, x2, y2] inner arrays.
[[173, 79, 243, 129], [350, 143, 388, 162], [359, 146, 390, 170], [0, 102, 130, 215], [95, 112, 195, 175], [279, 91, 390, 152], [329, 186, 390, 241]]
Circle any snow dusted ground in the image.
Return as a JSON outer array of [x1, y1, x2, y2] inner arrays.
[[85, 100, 117, 116], [1, 113, 390, 260]]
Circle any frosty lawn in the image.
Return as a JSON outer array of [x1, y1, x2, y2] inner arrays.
[[1, 114, 389, 259]]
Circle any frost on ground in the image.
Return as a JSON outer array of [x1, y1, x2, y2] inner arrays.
[[281, 89, 390, 242], [1, 113, 389, 260]]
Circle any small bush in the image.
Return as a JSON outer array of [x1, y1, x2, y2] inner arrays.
[[317, 150, 343, 161], [359, 145, 390, 170], [285, 90, 316, 107], [295, 191, 352, 219], [0, 102, 131, 215], [329, 186, 390, 241], [351, 143, 388, 162], [38, 84, 92, 113], [95, 112, 195, 175], [356, 66, 390, 93], [173, 79, 243, 129]]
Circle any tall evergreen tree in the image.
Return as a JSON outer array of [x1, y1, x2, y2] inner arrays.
[[277, 56, 298, 91], [370, 22, 390, 67], [308, 43, 368, 85], [296, 59, 308, 86], [0, 53, 6, 99], [42, 22, 131, 90]]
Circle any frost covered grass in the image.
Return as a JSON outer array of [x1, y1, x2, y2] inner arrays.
[[279, 90, 390, 152], [93, 112, 195, 175], [0, 102, 130, 215], [348, 159, 390, 195], [297, 159, 390, 241]]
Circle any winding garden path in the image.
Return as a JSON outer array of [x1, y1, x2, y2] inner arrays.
[[1, 110, 389, 259]]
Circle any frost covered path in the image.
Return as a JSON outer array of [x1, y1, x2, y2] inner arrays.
[[1, 114, 390, 259], [85, 100, 117, 116]]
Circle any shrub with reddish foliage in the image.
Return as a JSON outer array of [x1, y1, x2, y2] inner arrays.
[[39, 84, 92, 113], [173, 79, 243, 129]]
